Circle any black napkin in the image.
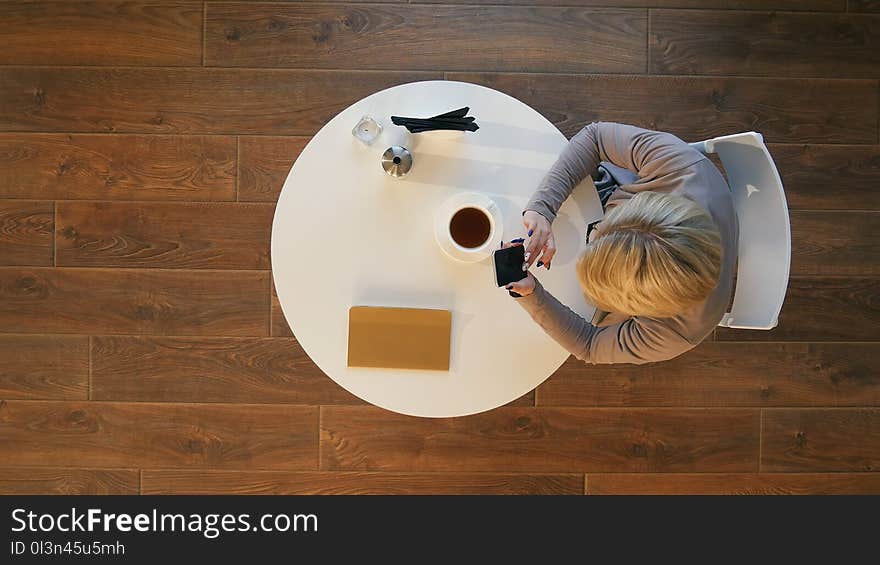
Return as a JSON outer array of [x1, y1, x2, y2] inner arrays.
[[390, 107, 479, 133]]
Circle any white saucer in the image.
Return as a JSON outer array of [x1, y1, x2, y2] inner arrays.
[[434, 192, 503, 263]]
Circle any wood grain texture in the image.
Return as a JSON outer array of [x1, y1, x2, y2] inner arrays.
[[0, 401, 318, 470], [417, 1, 842, 8], [56, 202, 274, 269], [650, 10, 880, 78], [0, 335, 88, 400], [446, 72, 878, 144], [206, 4, 646, 73], [0, 2, 202, 66], [142, 470, 582, 494], [0, 268, 269, 336], [91, 336, 359, 404], [0, 468, 139, 495], [0, 134, 236, 201], [848, 0, 880, 12], [228, 0, 842, 6], [270, 280, 293, 337], [321, 406, 759, 472], [505, 392, 537, 407], [716, 277, 879, 341], [224, 0, 408, 3], [0, 201, 53, 266], [768, 144, 880, 211], [0, 68, 440, 135], [762, 409, 880, 472], [790, 212, 879, 275], [586, 473, 880, 494], [239, 136, 307, 202], [0, 0, 877, 494], [537, 343, 880, 407]]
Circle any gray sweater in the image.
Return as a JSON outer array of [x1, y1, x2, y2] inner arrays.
[[518, 122, 738, 364]]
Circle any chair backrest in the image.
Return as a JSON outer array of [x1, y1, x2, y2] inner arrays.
[[690, 132, 791, 330]]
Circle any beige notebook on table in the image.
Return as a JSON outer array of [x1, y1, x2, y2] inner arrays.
[[347, 306, 451, 371]]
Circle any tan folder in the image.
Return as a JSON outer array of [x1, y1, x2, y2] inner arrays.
[[347, 306, 451, 371]]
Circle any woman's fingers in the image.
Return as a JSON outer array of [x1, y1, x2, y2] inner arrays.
[[522, 210, 552, 267], [505, 273, 536, 296], [524, 230, 547, 269], [522, 215, 536, 236], [541, 234, 557, 268]]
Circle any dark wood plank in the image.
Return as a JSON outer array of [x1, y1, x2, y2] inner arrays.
[[91, 336, 359, 404], [142, 470, 582, 494], [791, 212, 879, 275], [769, 144, 880, 210], [0, 335, 88, 400], [0, 2, 201, 66], [651, 11, 880, 78], [321, 406, 759, 472], [228, 0, 408, 3], [271, 280, 293, 337], [716, 277, 879, 341], [417, 0, 842, 8], [849, 0, 880, 12], [0, 400, 318, 470], [229, 0, 842, 6], [0, 68, 440, 135], [0, 134, 235, 201], [239, 136, 307, 202], [586, 473, 880, 494], [537, 343, 880, 407], [0, 201, 53, 266], [0, 468, 138, 495], [446, 73, 878, 144], [0, 268, 269, 336], [483, 388, 535, 406], [505, 392, 536, 407], [56, 202, 273, 269], [762, 409, 880, 472], [207, 4, 646, 73]]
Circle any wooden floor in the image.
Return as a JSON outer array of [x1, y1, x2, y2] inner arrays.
[[0, 1, 878, 495]]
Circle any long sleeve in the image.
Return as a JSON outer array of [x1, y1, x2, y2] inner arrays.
[[515, 122, 734, 365], [525, 122, 706, 222], [525, 123, 602, 223], [516, 281, 696, 365]]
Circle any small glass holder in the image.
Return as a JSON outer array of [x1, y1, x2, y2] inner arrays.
[[352, 115, 383, 145]]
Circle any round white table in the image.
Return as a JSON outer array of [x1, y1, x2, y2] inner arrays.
[[272, 80, 603, 417]]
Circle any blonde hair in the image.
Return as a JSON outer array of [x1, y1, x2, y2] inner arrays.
[[578, 191, 722, 318]]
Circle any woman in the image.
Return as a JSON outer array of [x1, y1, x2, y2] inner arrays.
[[504, 122, 738, 364]]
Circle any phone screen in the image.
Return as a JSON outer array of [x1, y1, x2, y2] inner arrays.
[[493, 245, 527, 287]]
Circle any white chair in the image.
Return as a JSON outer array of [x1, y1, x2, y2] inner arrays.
[[689, 132, 791, 330]]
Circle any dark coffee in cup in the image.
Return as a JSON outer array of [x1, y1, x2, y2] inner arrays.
[[449, 207, 491, 249]]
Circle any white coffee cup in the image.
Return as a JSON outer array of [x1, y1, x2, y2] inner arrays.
[[434, 192, 502, 263]]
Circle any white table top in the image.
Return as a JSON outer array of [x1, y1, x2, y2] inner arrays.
[[272, 80, 603, 417]]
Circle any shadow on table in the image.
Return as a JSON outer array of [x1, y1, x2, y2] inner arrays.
[[407, 153, 548, 196], [466, 120, 568, 154]]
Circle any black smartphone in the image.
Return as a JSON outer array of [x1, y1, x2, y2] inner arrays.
[[493, 245, 527, 287]]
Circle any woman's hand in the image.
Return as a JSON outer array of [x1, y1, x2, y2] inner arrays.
[[499, 240, 537, 297], [522, 210, 555, 270], [506, 272, 536, 297]]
